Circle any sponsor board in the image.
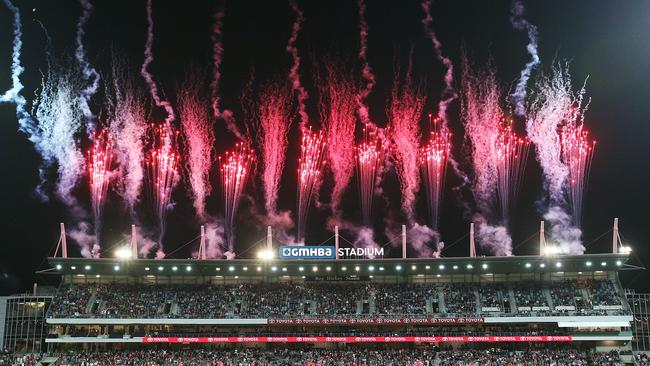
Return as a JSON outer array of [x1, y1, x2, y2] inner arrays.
[[142, 335, 572, 344], [267, 317, 485, 325], [279, 246, 336, 259]]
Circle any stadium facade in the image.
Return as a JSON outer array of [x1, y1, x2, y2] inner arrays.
[[39, 253, 638, 350]]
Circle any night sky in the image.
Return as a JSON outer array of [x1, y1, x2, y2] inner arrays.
[[0, 0, 649, 295]]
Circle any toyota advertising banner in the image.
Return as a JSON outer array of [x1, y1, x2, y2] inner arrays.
[[142, 336, 573, 344]]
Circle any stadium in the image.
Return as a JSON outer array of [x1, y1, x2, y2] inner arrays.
[[1, 221, 648, 365], [2, 0, 650, 364]]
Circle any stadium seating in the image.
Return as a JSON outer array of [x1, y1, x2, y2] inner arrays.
[[47, 279, 629, 319], [39, 348, 627, 365]]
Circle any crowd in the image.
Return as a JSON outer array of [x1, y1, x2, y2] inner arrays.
[[512, 283, 548, 310], [0, 353, 40, 366], [17, 348, 630, 366], [436, 348, 623, 366], [49, 349, 433, 366], [443, 285, 477, 314], [48, 280, 627, 319]]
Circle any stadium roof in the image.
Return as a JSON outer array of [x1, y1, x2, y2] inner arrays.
[[46, 253, 634, 277]]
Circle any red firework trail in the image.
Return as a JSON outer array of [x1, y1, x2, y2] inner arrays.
[[319, 63, 357, 216], [144, 123, 180, 241], [388, 65, 426, 223], [560, 123, 595, 226], [495, 119, 530, 220], [421, 0, 456, 131], [287, 0, 309, 131], [178, 78, 214, 221], [296, 128, 327, 243], [257, 82, 293, 215], [87, 128, 113, 223], [141, 0, 175, 127], [356, 0, 376, 126], [219, 143, 255, 253], [356, 125, 384, 226], [419, 115, 449, 230]]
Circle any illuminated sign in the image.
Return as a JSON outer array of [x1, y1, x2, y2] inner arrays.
[[279, 246, 336, 259]]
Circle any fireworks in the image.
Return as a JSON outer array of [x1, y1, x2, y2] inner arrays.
[[296, 128, 326, 243], [87, 129, 113, 222], [419, 115, 450, 230], [388, 65, 425, 223], [527, 63, 592, 254], [319, 63, 357, 217], [560, 123, 595, 226], [257, 82, 293, 216], [356, 126, 384, 226], [219, 143, 255, 253], [144, 124, 180, 240], [178, 77, 214, 221], [495, 119, 530, 221]]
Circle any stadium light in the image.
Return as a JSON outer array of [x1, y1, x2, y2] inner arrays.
[[411, 265, 417, 270], [544, 245, 560, 256], [539, 263, 546, 268], [158, 266, 164, 271], [601, 262, 607, 267], [114, 265, 120, 271], [341, 266, 347, 271], [298, 266, 304, 272], [95, 274, 100, 278], [172, 266, 178, 271], [271, 266, 277, 272], [395, 265, 402, 271], [84, 265, 91, 271], [452, 265, 458, 270], [186, 266, 192, 272], [282, 267, 287, 272], [620, 246, 632, 254], [425, 265, 430, 270], [243, 266, 248, 271], [55, 264, 62, 270], [481, 264, 488, 270], [257, 266, 262, 272], [257, 249, 275, 260], [368, 266, 375, 271], [378, 267, 384, 271], [585, 261, 592, 267], [355, 266, 360, 272], [144, 267, 150, 271], [312, 266, 318, 272], [326, 266, 332, 272], [438, 264, 445, 270], [115, 247, 132, 259], [555, 262, 562, 268], [466, 264, 473, 269], [525, 263, 532, 268], [71, 266, 76, 270], [616, 260, 622, 266], [228, 266, 235, 272]]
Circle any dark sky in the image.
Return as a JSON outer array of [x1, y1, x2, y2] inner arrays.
[[0, 0, 648, 295]]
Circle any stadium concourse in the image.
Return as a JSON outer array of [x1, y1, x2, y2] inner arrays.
[[2, 252, 636, 365]]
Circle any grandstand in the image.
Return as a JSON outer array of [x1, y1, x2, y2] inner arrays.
[[13, 252, 637, 364]]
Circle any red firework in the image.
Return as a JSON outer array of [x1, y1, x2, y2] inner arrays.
[[419, 115, 450, 230], [87, 129, 113, 221], [219, 142, 255, 253], [296, 128, 326, 243], [560, 122, 595, 225], [144, 123, 180, 236], [494, 118, 530, 220], [356, 125, 384, 226]]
